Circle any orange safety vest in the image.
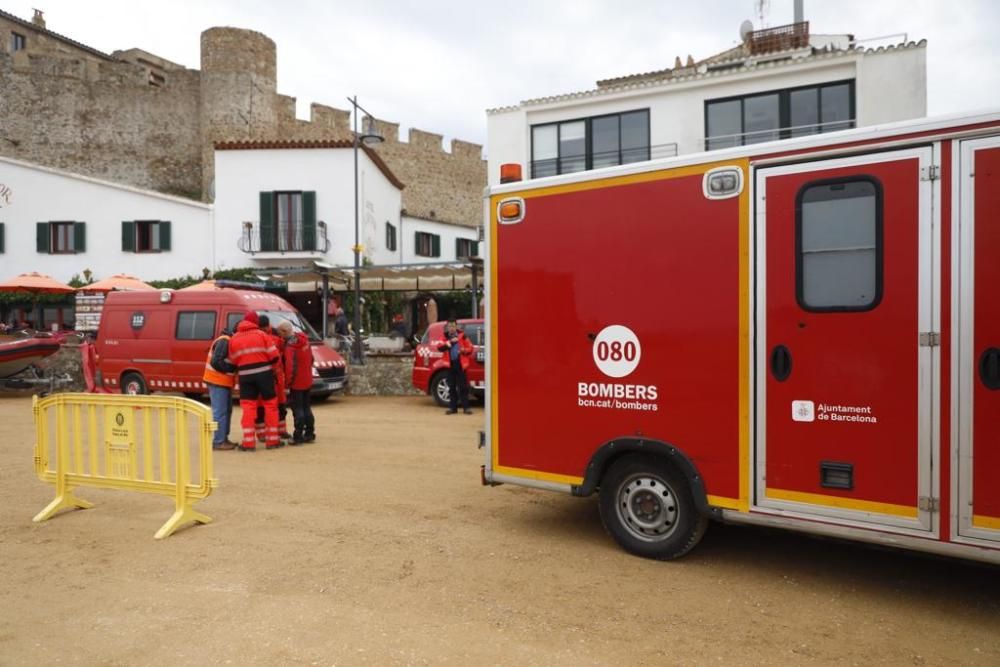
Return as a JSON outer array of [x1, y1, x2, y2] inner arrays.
[[203, 334, 236, 388]]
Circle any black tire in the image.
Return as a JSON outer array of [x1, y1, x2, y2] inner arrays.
[[312, 392, 332, 402], [183, 392, 204, 401], [430, 371, 450, 407], [121, 372, 148, 395], [598, 454, 708, 560]]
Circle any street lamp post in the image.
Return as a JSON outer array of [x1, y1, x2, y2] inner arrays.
[[349, 95, 384, 365]]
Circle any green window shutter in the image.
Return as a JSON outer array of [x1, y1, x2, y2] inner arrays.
[[74, 222, 86, 253], [122, 221, 135, 252], [414, 231, 420, 254], [159, 221, 171, 251], [471, 241, 479, 257], [431, 234, 440, 257], [301, 191, 317, 251], [259, 191, 275, 251], [36, 222, 49, 253], [455, 238, 461, 259], [0, 223, 5, 253]]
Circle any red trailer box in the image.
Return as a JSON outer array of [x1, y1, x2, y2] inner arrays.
[[412, 318, 485, 406], [484, 110, 1000, 565], [95, 288, 347, 398]]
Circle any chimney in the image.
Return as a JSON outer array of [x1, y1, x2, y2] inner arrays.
[[32, 9, 46, 29], [794, 0, 804, 24]]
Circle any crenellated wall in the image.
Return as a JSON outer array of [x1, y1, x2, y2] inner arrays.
[[0, 15, 486, 228]]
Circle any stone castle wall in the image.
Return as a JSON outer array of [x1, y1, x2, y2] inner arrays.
[[0, 19, 486, 226]]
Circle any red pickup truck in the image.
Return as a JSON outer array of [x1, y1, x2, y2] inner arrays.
[[412, 319, 484, 406]]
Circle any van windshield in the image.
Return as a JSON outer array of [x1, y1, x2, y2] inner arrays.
[[258, 310, 322, 343]]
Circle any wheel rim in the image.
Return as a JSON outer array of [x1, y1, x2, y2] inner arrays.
[[616, 472, 679, 542], [435, 379, 450, 403], [124, 379, 141, 395]]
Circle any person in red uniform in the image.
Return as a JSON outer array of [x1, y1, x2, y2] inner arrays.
[[435, 319, 474, 415], [255, 315, 290, 446], [226, 311, 281, 451], [278, 321, 316, 443]]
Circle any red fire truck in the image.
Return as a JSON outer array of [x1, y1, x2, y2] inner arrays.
[[483, 110, 1000, 564]]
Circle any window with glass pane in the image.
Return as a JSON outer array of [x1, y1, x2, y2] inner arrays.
[[559, 121, 586, 174], [621, 111, 649, 164], [531, 125, 558, 178], [275, 192, 303, 251], [51, 222, 74, 253], [789, 88, 819, 137], [176, 311, 218, 340], [591, 116, 620, 169], [798, 179, 881, 311], [821, 84, 852, 132], [706, 100, 742, 150], [744, 94, 780, 144]]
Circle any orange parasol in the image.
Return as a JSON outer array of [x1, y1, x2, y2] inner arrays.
[[78, 273, 155, 293], [0, 272, 75, 294], [179, 280, 219, 291]]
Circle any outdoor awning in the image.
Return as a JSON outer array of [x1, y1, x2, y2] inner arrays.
[[254, 260, 483, 293]]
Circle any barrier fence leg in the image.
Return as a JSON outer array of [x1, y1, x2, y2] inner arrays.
[[34, 400, 94, 523], [154, 409, 211, 539]]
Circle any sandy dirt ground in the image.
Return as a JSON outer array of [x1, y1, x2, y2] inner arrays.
[[1, 393, 998, 665]]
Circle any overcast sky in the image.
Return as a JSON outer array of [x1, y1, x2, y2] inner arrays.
[[6, 0, 999, 153]]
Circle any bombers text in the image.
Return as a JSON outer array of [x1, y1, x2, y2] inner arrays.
[[578, 382, 658, 401]]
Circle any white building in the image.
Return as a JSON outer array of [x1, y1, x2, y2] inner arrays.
[[487, 20, 926, 184], [0, 155, 212, 282], [213, 141, 480, 270]]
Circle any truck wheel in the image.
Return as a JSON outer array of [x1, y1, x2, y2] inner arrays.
[[430, 372, 450, 407], [121, 372, 148, 395], [598, 455, 708, 560]]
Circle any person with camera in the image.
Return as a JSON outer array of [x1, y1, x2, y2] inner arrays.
[[435, 319, 474, 415]]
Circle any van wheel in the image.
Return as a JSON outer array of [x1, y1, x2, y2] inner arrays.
[[430, 372, 450, 407], [183, 392, 203, 401], [121, 372, 148, 395], [598, 455, 708, 560]]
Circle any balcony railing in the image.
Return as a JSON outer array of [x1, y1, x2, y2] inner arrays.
[[747, 21, 810, 55], [704, 118, 855, 151], [238, 221, 329, 254]]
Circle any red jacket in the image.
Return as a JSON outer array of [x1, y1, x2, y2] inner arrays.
[[263, 327, 287, 398], [227, 320, 278, 377], [435, 329, 474, 372], [284, 331, 314, 390]]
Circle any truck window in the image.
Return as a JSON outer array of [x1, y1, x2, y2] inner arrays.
[[176, 311, 217, 340], [796, 177, 882, 312], [463, 323, 484, 345]]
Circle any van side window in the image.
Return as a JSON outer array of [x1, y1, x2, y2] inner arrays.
[[226, 312, 244, 333], [796, 177, 882, 312], [176, 311, 217, 340], [463, 323, 484, 345]]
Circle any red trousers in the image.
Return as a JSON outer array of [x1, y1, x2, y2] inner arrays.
[[240, 396, 278, 449]]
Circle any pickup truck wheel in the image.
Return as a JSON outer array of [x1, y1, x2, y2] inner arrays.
[[121, 372, 148, 395], [598, 455, 707, 560], [430, 372, 450, 407]]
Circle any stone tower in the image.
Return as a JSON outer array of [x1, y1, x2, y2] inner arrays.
[[199, 27, 280, 197]]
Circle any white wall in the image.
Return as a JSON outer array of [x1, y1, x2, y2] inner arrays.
[[0, 156, 211, 282], [856, 46, 926, 125], [213, 147, 402, 271], [397, 215, 479, 265], [487, 46, 927, 185]]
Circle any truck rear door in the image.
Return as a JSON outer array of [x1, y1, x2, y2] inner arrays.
[[755, 147, 936, 533]]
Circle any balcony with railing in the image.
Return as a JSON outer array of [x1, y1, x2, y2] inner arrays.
[[747, 21, 810, 55], [237, 220, 330, 257]]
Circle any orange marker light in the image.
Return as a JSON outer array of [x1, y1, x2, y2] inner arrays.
[[499, 201, 521, 220], [500, 163, 522, 184]]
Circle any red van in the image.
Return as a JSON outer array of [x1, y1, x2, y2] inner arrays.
[[95, 287, 347, 398], [412, 318, 484, 406]]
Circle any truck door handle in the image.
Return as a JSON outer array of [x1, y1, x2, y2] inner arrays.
[[980, 347, 1000, 390], [770, 344, 792, 382]]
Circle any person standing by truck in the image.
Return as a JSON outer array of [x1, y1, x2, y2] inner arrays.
[[278, 320, 316, 444], [436, 319, 474, 415], [203, 327, 237, 450], [227, 311, 281, 451], [255, 314, 291, 446]]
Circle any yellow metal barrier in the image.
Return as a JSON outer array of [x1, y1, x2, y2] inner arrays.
[[32, 393, 218, 539]]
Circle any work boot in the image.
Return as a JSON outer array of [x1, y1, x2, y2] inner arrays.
[[213, 441, 236, 451], [238, 444, 256, 452]]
